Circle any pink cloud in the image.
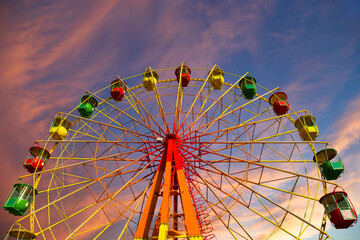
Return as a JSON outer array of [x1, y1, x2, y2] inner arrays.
[[326, 94, 360, 152], [0, 1, 152, 236], [1, 0, 358, 239]]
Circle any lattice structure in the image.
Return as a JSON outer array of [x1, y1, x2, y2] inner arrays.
[[4, 64, 355, 240]]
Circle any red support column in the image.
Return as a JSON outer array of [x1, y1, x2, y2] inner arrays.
[[134, 136, 203, 240]]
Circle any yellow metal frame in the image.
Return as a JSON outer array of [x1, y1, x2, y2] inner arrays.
[[6, 66, 336, 240]]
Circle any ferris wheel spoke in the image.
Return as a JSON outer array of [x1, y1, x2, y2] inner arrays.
[[40, 141, 161, 168], [80, 118, 111, 140], [94, 145, 160, 200], [173, 63, 186, 134], [95, 183, 150, 240], [95, 172, 154, 211], [181, 88, 280, 140], [182, 147, 317, 202], [177, 65, 217, 135], [200, 162, 317, 201], [32, 213, 47, 239], [110, 100, 161, 138], [64, 154, 157, 239], [114, 77, 169, 137], [184, 162, 254, 239], [185, 158, 327, 239], [28, 148, 159, 217], [62, 112, 157, 143], [182, 144, 335, 191], [28, 150, 159, 179], [187, 182, 253, 239], [145, 67, 170, 134], [90, 90, 155, 136], [38, 179, 150, 239], [89, 91, 165, 138], [101, 160, 158, 203], [180, 72, 249, 138], [190, 156, 329, 238], [35, 173, 140, 221], [184, 85, 262, 141], [181, 140, 327, 165], [181, 109, 305, 144], [88, 143, 162, 185], [198, 176, 302, 239], [6, 66, 340, 239], [186, 186, 251, 240], [88, 108, 151, 143]]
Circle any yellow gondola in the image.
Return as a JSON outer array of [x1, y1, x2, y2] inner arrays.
[[49, 116, 72, 140], [143, 69, 159, 91], [208, 67, 224, 90], [294, 115, 318, 141]]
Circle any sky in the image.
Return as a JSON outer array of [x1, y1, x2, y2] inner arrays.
[[0, 0, 359, 239]]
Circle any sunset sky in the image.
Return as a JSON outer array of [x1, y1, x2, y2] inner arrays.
[[0, 0, 359, 239]]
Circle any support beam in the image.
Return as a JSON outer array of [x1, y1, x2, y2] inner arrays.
[[134, 148, 167, 239], [158, 145, 173, 240], [134, 135, 203, 240], [172, 143, 202, 238]]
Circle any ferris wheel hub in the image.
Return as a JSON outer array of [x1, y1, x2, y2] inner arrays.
[[166, 134, 177, 140]]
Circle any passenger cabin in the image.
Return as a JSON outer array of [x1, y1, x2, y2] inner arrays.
[[110, 78, 125, 101], [6, 229, 37, 240], [175, 65, 191, 87], [49, 117, 72, 140], [269, 92, 290, 115], [3, 182, 38, 216], [143, 70, 159, 91], [239, 76, 257, 99], [78, 95, 98, 118], [294, 115, 318, 141], [319, 189, 357, 229], [313, 148, 344, 180], [23, 145, 50, 173], [209, 67, 224, 90]]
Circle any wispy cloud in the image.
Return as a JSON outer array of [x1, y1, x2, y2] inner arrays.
[[326, 94, 360, 152], [0, 0, 359, 239], [136, 0, 278, 69]]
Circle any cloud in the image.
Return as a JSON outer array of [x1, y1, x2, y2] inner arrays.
[[135, 0, 278, 69], [0, 1, 135, 237], [326, 94, 360, 152], [1, 0, 359, 239]]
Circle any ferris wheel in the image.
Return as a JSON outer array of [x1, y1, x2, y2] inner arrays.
[[4, 64, 357, 240]]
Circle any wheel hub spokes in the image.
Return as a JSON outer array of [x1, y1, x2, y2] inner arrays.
[[134, 134, 203, 240]]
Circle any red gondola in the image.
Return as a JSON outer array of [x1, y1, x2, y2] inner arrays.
[[269, 92, 289, 116], [319, 187, 357, 229], [23, 144, 50, 173], [110, 77, 125, 101], [175, 65, 191, 87]]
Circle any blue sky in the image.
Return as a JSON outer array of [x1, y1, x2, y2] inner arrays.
[[0, 0, 359, 239]]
